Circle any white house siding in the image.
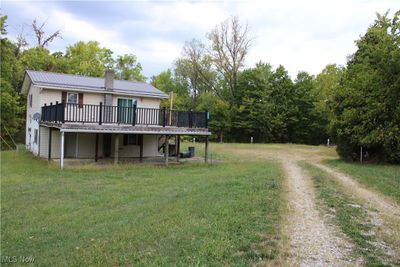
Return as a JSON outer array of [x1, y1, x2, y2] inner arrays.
[[40, 89, 61, 106], [26, 85, 41, 154], [40, 89, 104, 106], [112, 95, 160, 108], [76, 133, 103, 158], [142, 135, 159, 156], [82, 92, 104, 105], [39, 126, 49, 157], [50, 130, 61, 159]]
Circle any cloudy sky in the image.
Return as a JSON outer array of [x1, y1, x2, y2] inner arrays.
[[2, 0, 399, 79]]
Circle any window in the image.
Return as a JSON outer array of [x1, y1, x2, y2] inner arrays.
[[34, 129, 38, 144], [67, 93, 78, 104], [123, 134, 138, 145], [29, 94, 33, 107]]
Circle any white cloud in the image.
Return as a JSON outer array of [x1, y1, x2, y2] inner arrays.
[[3, 0, 399, 78]]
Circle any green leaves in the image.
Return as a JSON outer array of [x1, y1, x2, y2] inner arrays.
[[331, 10, 400, 163]]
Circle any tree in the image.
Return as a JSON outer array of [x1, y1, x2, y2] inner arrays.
[[292, 71, 327, 144], [331, 10, 400, 162], [65, 41, 114, 77], [175, 39, 217, 104], [115, 54, 146, 82], [232, 62, 274, 142], [32, 19, 62, 47], [150, 69, 190, 109], [1, 16, 24, 148], [207, 16, 252, 104]]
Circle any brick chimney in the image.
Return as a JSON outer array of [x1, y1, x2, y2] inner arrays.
[[105, 69, 115, 91]]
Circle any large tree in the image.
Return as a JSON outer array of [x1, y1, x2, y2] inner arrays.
[[174, 39, 218, 104], [115, 54, 146, 82], [65, 41, 114, 77], [207, 16, 252, 104], [331, 10, 400, 162], [1, 16, 24, 148]]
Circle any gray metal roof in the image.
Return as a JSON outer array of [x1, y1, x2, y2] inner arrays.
[[25, 70, 168, 98]]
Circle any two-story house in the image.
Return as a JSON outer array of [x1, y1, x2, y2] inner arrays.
[[21, 70, 211, 168]]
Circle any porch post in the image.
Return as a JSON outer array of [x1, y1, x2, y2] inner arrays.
[[95, 133, 99, 162], [176, 135, 180, 162], [60, 131, 65, 169], [139, 134, 144, 162], [205, 135, 209, 163], [164, 135, 169, 166], [114, 134, 119, 165], [48, 128, 52, 161]]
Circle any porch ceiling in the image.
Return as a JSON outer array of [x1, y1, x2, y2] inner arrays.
[[40, 122, 211, 136]]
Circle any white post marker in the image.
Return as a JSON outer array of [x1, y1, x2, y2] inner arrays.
[[251, 136, 253, 144], [60, 131, 65, 170]]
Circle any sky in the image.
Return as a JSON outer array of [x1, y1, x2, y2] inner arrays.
[[2, 0, 399, 79]]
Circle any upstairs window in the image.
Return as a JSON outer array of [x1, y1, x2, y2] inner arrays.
[[67, 93, 78, 104], [29, 94, 33, 107]]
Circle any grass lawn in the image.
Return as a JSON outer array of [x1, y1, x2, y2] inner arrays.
[[1, 150, 284, 266], [302, 162, 390, 266], [325, 159, 400, 204]]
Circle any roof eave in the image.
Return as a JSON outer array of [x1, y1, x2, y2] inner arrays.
[[20, 71, 33, 95], [35, 83, 168, 99]]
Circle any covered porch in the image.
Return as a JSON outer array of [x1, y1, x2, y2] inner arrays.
[[40, 122, 211, 169]]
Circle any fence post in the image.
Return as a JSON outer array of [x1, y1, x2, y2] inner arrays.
[[42, 104, 46, 121], [55, 101, 59, 123], [189, 109, 193, 128], [50, 102, 53, 122], [99, 102, 103, 125], [205, 110, 208, 128], [61, 101, 65, 123], [162, 107, 166, 127], [132, 104, 136, 126]]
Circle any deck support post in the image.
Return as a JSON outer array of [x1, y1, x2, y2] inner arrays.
[[60, 131, 65, 169], [114, 134, 119, 165], [139, 134, 144, 162], [176, 135, 180, 162], [205, 135, 209, 163], [48, 128, 52, 161], [164, 135, 169, 166], [95, 133, 99, 162]]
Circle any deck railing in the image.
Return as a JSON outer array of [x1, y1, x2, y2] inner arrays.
[[41, 102, 209, 128]]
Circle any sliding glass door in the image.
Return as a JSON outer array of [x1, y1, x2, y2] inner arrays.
[[117, 99, 137, 124]]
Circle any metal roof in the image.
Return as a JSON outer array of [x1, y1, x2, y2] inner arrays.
[[25, 70, 168, 98]]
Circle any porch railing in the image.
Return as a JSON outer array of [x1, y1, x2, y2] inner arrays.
[[41, 102, 209, 128]]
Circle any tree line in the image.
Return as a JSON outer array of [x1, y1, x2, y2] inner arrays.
[[151, 12, 399, 163], [1, 11, 399, 163]]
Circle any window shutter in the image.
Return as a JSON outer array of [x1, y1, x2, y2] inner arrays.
[[78, 93, 84, 108], [62, 91, 67, 106]]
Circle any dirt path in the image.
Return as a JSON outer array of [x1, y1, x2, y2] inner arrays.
[[224, 145, 399, 264], [312, 162, 400, 262], [283, 160, 356, 266]]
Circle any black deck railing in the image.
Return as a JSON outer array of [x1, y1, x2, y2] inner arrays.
[[41, 102, 209, 128]]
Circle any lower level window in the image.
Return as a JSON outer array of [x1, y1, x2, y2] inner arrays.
[[123, 134, 138, 145]]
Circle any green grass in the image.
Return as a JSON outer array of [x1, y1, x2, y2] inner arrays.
[[1, 150, 284, 266], [303, 162, 391, 266], [325, 159, 400, 204]]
